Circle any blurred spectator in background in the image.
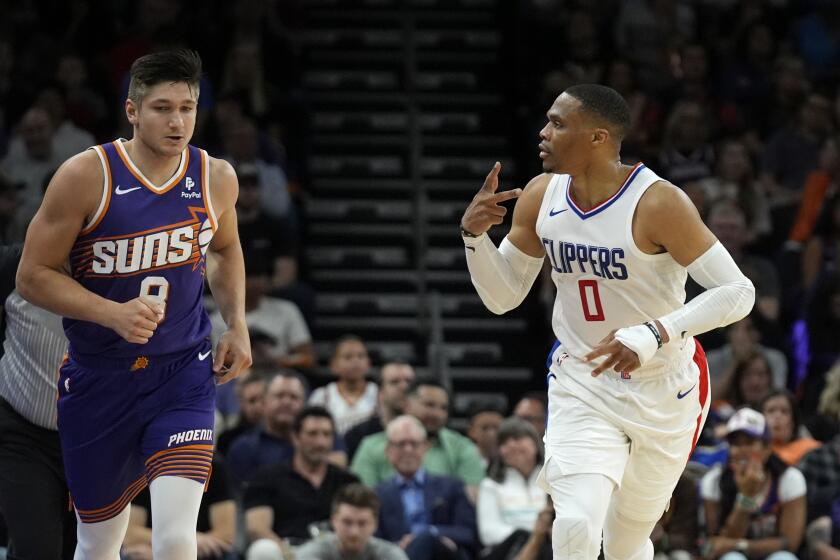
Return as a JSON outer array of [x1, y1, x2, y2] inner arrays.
[[217, 370, 269, 456], [123, 458, 236, 560], [604, 58, 663, 161], [310, 335, 378, 436], [346, 361, 416, 460], [715, 22, 777, 136], [211, 254, 313, 371], [226, 371, 347, 484], [658, 99, 715, 186], [54, 54, 108, 137], [797, 399, 840, 558], [799, 277, 840, 417], [701, 408, 805, 560], [244, 406, 358, 557], [614, 0, 696, 90], [717, 352, 775, 415], [466, 402, 505, 469], [0, 106, 64, 228], [762, 92, 834, 242], [5, 87, 94, 163], [477, 418, 549, 560], [352, 379, 485, 500], [707, 199, 781, 332], [794, 3, 840, 82], [295, 483, 408, 560], [223, 116, 292, 221], [235, 163, 300, 295], [651, 468, 702, 560], [787, 135, 839, 251], [698, 140, 772, 247], [812, 360, 840, 442], [375, 415, 477, 560], [0, 39, 14, 155], [802, 192, 840, 295], [765, 56, 810, 135], [512, 393, 547, 439], [221, 40, 279, 133], [762, 390, 821, 467], [0, 171, 25, 243], [509, 500, 553, 560], [706, 314, 787, 398]]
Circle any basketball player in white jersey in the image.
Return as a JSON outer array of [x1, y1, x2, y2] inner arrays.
[[461, 84, 755, 559]]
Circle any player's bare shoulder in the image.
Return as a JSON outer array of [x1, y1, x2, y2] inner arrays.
[[206, 155, 238, 213], [516, 173, 554, 215], [636, 179, 700, 224], [42, 149, 105, 222], [636, 179, 715, 263]]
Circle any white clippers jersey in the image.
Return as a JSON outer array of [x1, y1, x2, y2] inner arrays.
[[537, 163, 693, 374]]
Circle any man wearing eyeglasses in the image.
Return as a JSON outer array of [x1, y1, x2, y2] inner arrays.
[[374, 415, 476, 560]]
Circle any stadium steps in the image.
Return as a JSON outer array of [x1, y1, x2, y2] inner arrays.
[[298, 0, 539, 426]]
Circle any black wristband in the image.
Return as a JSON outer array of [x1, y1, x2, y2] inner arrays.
[[460, 224, 480, 238], [643, 321, 663, 349]]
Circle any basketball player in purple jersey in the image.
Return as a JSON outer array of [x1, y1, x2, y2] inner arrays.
[[461, 85, 756, 559], [17, 50, 251, 559]]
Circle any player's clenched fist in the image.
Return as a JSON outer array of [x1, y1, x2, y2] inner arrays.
[[106, 296, 163, 344], [460, 162, 523, 236]]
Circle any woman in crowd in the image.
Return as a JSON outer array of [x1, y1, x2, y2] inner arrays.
[[761, 390, 821, 466], [477, 418, 550, 560], [309, 335, 377, 436]]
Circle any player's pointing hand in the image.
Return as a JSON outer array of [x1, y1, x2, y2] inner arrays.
[[460, 162, 523, 236]]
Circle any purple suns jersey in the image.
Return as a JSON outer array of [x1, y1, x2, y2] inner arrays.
[[65, 140, 217, 358]]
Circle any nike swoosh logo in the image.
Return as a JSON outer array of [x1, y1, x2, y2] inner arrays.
[[549, 208, 567, 216], [465, 246, 475, 252], [115, 185, 142, 195], [198, 350, 212, 361], [677, 384, 696, 399]]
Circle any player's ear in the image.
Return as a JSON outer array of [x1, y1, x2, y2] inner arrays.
[[592, 128, 609, 146], [125, 99, 139, 126]]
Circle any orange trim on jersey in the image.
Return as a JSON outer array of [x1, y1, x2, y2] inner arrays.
[[199, 150, 217, 231], [113, 141, 190, 195], [80, 146, 113, 236], [76, 476, 147, 523]]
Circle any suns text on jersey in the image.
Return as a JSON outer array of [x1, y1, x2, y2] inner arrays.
[[542, 238, 628, 279]]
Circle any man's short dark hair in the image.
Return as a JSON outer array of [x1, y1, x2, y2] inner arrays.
[[293, 405, 335, 434], [236, 369, 270, 393], [332, 483, 380, 517], [518, 391, 548, 409], [407, 377, 448, 399], [267, 369, 310, 397], [466, 399, 506, 420], [128, 48, 202, 104], [564, 84, 631, 140], [331, 334, 365, 360]]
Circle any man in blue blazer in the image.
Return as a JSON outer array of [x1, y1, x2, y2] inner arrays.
[[375, 415, 477, 560]]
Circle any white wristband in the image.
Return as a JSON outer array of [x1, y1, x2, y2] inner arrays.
[[614, 324, 660, 366]]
